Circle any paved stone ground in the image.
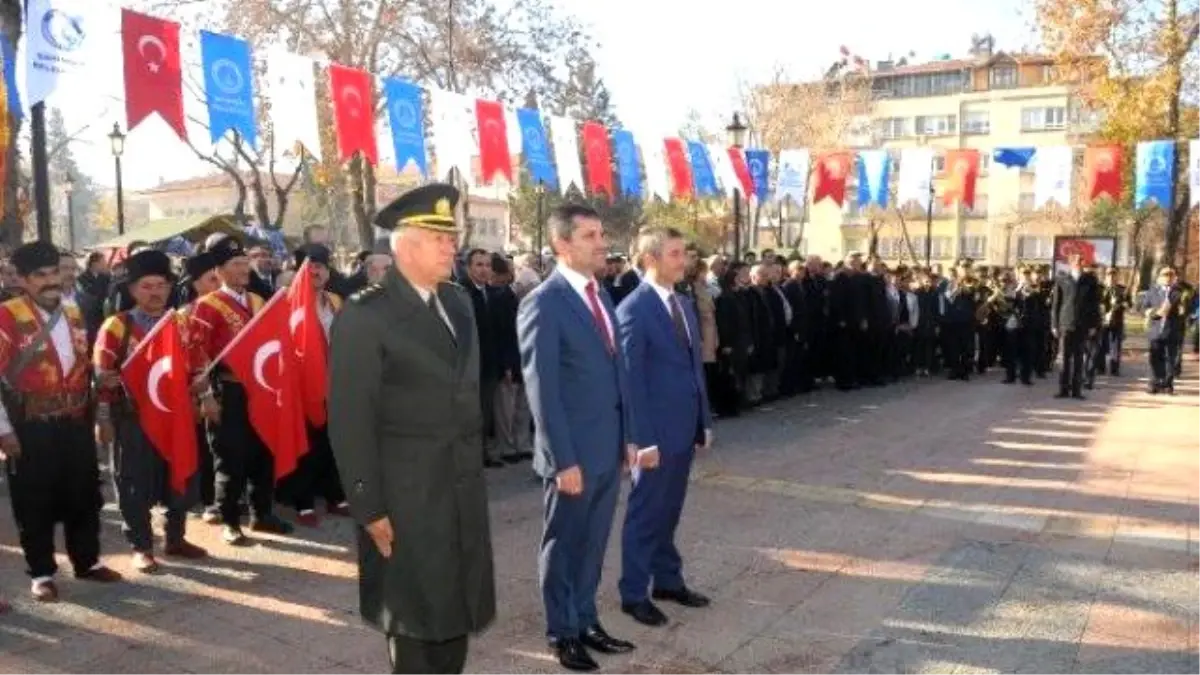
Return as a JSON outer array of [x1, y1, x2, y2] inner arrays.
[[0, 356, 1196, 674]]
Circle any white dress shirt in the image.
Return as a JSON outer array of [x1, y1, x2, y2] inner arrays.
[[649, 280, 691, 344], [558, 265, 614, 339], [413, 285, 456, 337], [0, 303, 75, 437], [221, 285, 248, 308]]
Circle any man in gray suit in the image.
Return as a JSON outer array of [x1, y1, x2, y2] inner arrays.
[[329, 183, 496, 674], [1140, 266, 1185, 395]]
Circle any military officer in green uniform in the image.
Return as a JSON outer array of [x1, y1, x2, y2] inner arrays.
[[328, 183, 496, 674]]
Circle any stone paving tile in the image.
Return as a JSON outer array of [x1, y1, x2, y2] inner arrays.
[[0, 360, 1195, 673]]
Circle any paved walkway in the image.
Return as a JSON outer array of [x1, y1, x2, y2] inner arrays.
[[1, 358, 1196, 673]]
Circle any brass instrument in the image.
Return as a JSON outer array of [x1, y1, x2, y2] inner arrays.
[[976, 278, 1009, 324]]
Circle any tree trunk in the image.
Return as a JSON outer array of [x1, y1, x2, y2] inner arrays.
[[348, 156, 373, 248], [1162, 0, 1186, 265], [250, 174, 271, 228], [1, 4, 23, 246]]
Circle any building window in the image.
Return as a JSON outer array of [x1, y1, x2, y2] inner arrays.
[[1018, 192, 1035, 211], [1017, 235, 1053, 261], [911, 236, 955, 259], [960, 235, 988, 258], [963, 110, 990, 134], [1021, 106, 1067, 131], [990, 64, 1018, 89], [874, 117, 911, 139], [932, 155, 946, 173], [875, 237, 904, 258], [964, 195, 988, 218], [916, 114, 957, 136], [843, 238, 866, 255]]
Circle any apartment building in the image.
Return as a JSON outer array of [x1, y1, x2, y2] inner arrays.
[[799, 36, 1105, 267]]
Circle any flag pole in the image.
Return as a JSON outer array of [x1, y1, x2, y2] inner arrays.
[[200, 290, 288, 380], [120, 309, 178, 371]]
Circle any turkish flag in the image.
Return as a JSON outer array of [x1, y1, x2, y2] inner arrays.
[[328, 63, 378, 165], [664, 138, 694, 199], [1085, 144, 1123, 201], [941, 149, 981, 208], [475, 99, 512, 184], [813, 152, 853, 206], [121, 9, 186, 139], [220, 293, 309, 481], [121, 311, 197, 495], [287, 261, 328, 428], [581, 121, 614, 200], [728, 147, 754, 196]]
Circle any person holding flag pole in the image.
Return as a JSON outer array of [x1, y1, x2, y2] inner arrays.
[[93, 250, 211, 573]]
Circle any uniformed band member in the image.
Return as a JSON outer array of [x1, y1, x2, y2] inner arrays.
[[0, 242, 122, 601], [1098, 267, 1128, 377], [328, 183, 496, 674], [93, 250, 211, 572], [189, 236, 292, 544], [1141, 266, 1185, 394], [179, 251, 224, 519], [286, 243, 350, 527]]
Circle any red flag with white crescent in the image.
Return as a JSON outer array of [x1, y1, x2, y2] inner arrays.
[[121, 9, 186, 139], [287, 261, 328, 427], [218, 293, 308, 480], [581, 121, 614, 200], [813, 151, 853, 206], [941, 149, 981, 208], [1084, 144, 1122, 201], [664, 138, 694, 199], [328, 63, 378, 165], [474, 99, 513, 184], [120, 311, 197, 495]]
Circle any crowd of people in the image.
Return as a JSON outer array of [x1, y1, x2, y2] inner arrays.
[[0, 183, 1194, 672]]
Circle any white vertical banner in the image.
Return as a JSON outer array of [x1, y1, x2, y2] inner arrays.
[[639, 133, 671, 201], [1190, 139, 1200, 210], [774, 149, 810, 205], [1034, 145, 1073, 209], [429, 89, 474, 181], [21, 0, 115, 107], [549, 116, 584, 195], [897, 147, 934, 208], [708, 143, 738, 197], [264, 50, 321, 159]]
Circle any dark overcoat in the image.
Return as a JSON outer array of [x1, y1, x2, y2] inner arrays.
[[328, 265, 496, 641]]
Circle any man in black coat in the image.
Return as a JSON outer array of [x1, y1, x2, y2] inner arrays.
[[464, 249, 504, 468], [1050, 253, 1101, 399]]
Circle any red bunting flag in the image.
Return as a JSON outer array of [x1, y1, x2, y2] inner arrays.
[[474, 99, 513, 184], [941, 149, 981, 208], [727, 147, 754, 196], [1084, 144, 1123, 201], [813, 152, 853, 206], [328, 63, 378, 165], [121, 9, 186, 139], [218, 293, 309, 481], [664, 138, 694, 199], [581, 121, 614, 200], [120, 311, 197, 495], [287, 261, 329, 428]]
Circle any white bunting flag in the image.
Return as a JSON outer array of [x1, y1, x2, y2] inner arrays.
[[1190, 139, 1200, 210], [550, 116, 584, 195], [774, 149, 810, 205], [21, 0, 114, 107], [1034, 145, 1073, 209], [897, 147, 934, 208], [709, 143, 739, 197], [429, 89, 474, 181], [639, 133, 671, 201], [264, 50, 321, 159]]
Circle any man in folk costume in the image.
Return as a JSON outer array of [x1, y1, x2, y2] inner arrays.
[[0, 242, 123, 602], [178, 251, 224, 521], [287, 243, 350, 527], [93, 250, 212, 573], [189, 236, 293, 545]]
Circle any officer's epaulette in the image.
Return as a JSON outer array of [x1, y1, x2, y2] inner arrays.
[[349, 283, 385, 305]]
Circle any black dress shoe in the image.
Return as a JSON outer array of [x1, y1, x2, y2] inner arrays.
[[484, 458, 505, 469], [549, 637, 598, 672], [249, 515, 293, 535], [652, 586, 711, 608], [1054, 392, 1069, 399], [1071, 393, 1086, 400], [581, 624, 635, 654], [621, 599, 668, 626]]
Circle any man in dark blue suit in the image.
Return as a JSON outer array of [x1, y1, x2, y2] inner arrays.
[[1140, 266, 1185, 394], [615, 227, 713, 627], [519, 204, 645, 672]]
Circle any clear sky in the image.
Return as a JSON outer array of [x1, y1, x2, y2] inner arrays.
[[51, 0, 1034, 192]]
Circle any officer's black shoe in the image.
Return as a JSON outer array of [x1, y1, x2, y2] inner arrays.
[[580, 624, 634, 654], [653, 586, 711, 608], [549, 637, 598, 672], [621, 599, 668, 626]]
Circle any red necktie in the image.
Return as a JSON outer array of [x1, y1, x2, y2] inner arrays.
[[585, 281, 615, 354]]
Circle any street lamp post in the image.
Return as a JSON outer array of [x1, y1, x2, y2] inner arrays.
[[726, 112, 748, 261], [109, 123, 127, 235], [533, 181, 546, 270], [64, 176, 75, 251], [924, 181, 934, 267]]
